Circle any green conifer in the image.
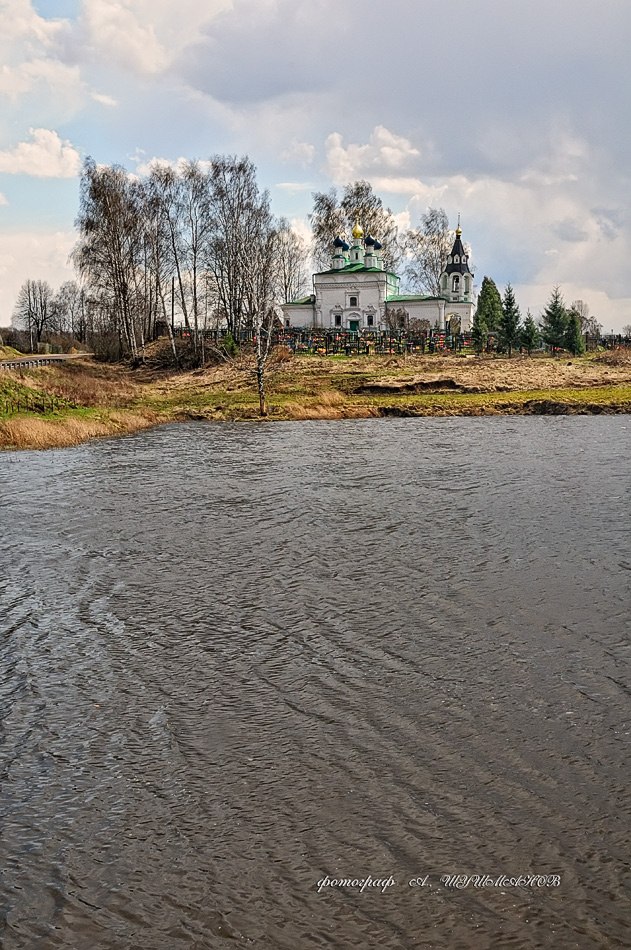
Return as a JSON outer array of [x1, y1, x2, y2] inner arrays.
[[520, 310, 541, 355], [476, 276, 503, 331], [471, 312, 488, 355], [540, 286, 568, 354], [498, 283, 521, 357], [564, 313, 586, 355]]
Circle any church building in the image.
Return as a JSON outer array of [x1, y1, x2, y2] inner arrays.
[[282, 221, 475, 332]]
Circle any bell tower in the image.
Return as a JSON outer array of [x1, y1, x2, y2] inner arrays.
[[440, 217, 473, 303]]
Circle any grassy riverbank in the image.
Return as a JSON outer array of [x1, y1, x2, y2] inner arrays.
[[1, 347, 630, 450]]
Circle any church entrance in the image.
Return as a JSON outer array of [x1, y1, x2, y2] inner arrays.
[[349, 320, 359, 332]]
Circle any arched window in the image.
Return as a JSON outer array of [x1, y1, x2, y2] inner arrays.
[[464, 277, 470, 293], [334, 314, 342, 327], [452, 276, 460, 292], [441, 275, 448, 290], [454, 255, 459, 263], [349, 295, 358, 307]]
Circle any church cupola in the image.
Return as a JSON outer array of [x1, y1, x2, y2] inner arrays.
[[332, 234, 350, 270], [440, 217, 473, 302], [364, 233, 376, 268], [372, 237, 383, 270], [349, 219, 365, 264]]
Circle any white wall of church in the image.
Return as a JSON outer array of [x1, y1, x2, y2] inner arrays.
[[313, 271, 397, 330]]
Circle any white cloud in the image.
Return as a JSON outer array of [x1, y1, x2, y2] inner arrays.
[[131, 154, 213, 176], [91, 91, 117, 107], [0, 229, 75, 326], [288, 216, 311, 244], [0, 193, 8, 206], [0, 0, 64, 50], [325, 127, 421, 185], [280, 139, 315, 168], [276, 182, 314, 194], [75, 0, 233, 78], [0, 59, 84, 107], [0, 129, 81, 177], [81, 0, 166, 75]]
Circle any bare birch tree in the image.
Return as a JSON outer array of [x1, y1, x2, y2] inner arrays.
[[274, 217, 310, 304], [72, 159, 143, 359], [310, 181, 400, 272], [404, 208, 452, 296], [12, 279, 55, 348]]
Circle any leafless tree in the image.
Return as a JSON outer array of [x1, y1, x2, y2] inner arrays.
[[12, 279, 55, 348], [404, 208, 452, 296], [72, 159, 144, 359], [570, 299, 601, 338], [310, 181, 400, 273], [385, 306, 409, 333], [206, 155, 273, 338], [309, 189, 347, 270], [274, 217, 310, 304], [146, 163, 191, 330]]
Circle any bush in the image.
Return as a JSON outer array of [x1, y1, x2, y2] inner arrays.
[[222, 332, 239, 357]]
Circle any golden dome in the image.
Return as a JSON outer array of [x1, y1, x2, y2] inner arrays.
[[352, 219, 364, 239]]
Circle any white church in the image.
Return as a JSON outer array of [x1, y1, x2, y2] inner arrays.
[[282, 221, 475, 332]]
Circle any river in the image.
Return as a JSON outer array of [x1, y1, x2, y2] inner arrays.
[[0, 417, 629, 949]]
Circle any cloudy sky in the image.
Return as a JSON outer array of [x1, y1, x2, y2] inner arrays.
[[1, 0, 630, 330]]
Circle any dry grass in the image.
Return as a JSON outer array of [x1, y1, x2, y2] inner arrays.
[[280, 388, 379, 420], [0, 345, 24, 359], [13, 359, 140, 408], [593, 348, 631, 366], [0, 410, 159, 450], [3, 349, 631, 451]]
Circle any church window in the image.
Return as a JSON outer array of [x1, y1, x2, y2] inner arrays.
[[464, 277, 470, 293], [285, 318, 290, 328], [452, 276, 460, 292], [367, 314, 374, 327], [441, 275, 447, 290], [334, 314, 342, 327], [349, 295, 358, 307], [454, 255, 459, 263]]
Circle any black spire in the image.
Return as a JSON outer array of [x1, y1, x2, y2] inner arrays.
[[445, 225, 472, 276]]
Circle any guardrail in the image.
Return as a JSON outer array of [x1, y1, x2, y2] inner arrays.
[[0, 353, 92, 371]]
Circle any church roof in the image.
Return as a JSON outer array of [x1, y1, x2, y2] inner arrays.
[[316, 263, 398, 278], [444, 228, 472, 276], [284, 295, 315, 306], [386, 294, 446, 303]]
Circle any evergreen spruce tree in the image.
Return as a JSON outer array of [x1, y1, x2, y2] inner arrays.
[[564, 313, 585, 355], [520, 310, 541, 356], [476, 276, 503, 331], [498, 283, 521, 357], [471, 311, 488, 355], [540, 286, 568, 354]]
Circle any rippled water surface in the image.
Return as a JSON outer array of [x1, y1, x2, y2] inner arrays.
[[1, 417, 630, 949]]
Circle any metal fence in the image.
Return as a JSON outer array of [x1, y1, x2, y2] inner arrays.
[[170, 326, 630, 356]]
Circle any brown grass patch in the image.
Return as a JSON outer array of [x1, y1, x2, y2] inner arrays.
[[28, 360, 139, 407], [0, 409, 159, 450], [593, 349, 631, 366], [282, 389, 379, 420]]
